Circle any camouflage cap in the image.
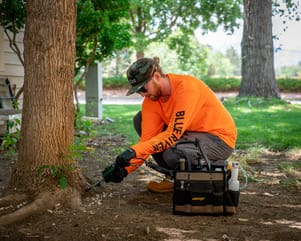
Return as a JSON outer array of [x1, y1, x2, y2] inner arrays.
[[126, 58, 156, 96]]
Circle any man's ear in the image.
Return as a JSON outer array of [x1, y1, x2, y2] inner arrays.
[[153, 71, 161, 82]]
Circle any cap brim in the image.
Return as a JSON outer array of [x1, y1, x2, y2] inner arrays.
[[126, 79, 149, 96]]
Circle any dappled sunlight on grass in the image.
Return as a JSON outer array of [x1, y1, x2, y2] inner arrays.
[[224, 98, 301, 150], [103, 104, 140, 119], [98, 104, 140, 145], [267, 104, 292, 112], [81, 98, 301, 151], [235, 107, 253, 113]]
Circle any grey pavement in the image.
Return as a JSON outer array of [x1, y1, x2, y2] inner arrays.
[[77, 90, 301, 105]]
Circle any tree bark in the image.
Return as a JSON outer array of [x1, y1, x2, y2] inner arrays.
[[239, 0, 280, 98], [136, 50, 144, 60], [9, 0, 80, 192]]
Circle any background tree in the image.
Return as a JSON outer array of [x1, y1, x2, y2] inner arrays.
[[207, 51, 234, 77], [240, 0, 279, 97], [0, 0, 81, 226], [225, 46, 241, 76], [278, 61, 301, 77], [71, 0, 132, 113], [167, 33, 209, 78], [240, 0, 301, 97], [129, 0, 242, 59]]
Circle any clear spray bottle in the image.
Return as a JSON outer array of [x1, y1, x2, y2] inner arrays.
[[228, 162, 240, 191]]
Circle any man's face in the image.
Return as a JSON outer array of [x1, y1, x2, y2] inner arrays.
[[138, 74, 161, 101]]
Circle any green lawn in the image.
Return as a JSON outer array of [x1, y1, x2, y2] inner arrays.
[[80, 98, 301, 151], [100, 104, 141, 144], [224, 98, 301, 151]]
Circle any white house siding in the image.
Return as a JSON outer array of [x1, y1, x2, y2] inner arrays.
[[0, 27, 24, 100], [0, 28, 23, 135]]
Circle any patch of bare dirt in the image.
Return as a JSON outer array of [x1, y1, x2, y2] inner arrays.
[[0, 135, 301, 241]]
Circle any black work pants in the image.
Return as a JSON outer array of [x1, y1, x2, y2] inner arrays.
[[133, 111, 234, 169]]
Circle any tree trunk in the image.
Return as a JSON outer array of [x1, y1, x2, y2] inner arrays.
[[239, 0, 280, 98], [9, 0, 80, 192], [136, 50, 144, 60], [115, 53, 120, 75]]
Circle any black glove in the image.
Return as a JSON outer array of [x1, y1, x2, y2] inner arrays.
[[115, 148, 136, 167], [103, 164, 127, 183]]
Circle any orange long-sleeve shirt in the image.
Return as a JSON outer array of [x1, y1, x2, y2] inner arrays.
[[126, 74, 237, 173]]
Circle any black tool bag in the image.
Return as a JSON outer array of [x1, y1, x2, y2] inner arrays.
[[172, 141, 240, 215]]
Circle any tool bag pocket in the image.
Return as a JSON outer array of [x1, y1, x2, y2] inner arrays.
[[224, 190, 240, 214], [172, 165, 240, 215]]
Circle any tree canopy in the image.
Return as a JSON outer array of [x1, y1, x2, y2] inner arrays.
[[128, 0, 242, 59], [1, 0, 301, 99], [75, 0, 132, 74], [74, 0, 132, 112]]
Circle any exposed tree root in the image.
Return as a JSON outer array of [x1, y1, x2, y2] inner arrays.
[[0, 188, 81, 226], [0, 194, 28, 207]]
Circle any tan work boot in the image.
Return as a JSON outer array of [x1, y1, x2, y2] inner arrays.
[[147, 178, 174, 193]]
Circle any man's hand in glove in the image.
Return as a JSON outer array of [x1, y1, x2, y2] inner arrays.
[[103, 164, 127, 183], [103, 148, 135, 183], [115, 148, 136, 167]]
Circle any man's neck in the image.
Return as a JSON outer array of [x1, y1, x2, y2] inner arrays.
[[159, 75, 171, 102]]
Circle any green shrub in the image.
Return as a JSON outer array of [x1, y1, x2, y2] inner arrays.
[[203, 77, 301, 92], [103, 76, 128, 89], [102, 75, 301, 92], [276, 78, 301, 92], [0, 119, 21, 155], [203, 77, 241, 92]]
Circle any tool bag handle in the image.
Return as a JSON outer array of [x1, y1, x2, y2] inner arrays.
[[173, 139, 211, 171], [145, 139, 212, 176]]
